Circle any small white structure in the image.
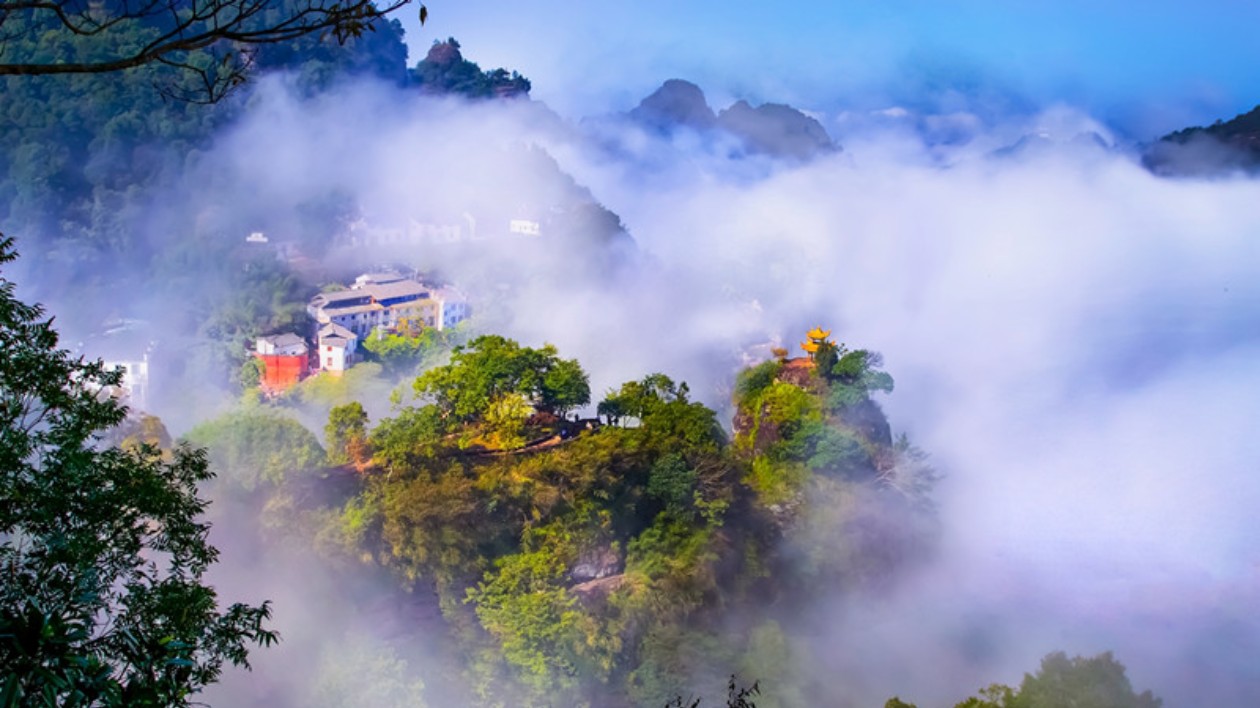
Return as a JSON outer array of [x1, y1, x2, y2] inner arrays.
[[410, 221, 463, 243], [101, 356, 150, 410], [317, 323, 358, 373], [509, 219, 541, 236], [435, 288, 471, 329], [246, 231, 269, 244]]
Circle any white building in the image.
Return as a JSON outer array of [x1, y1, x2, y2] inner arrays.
[[509, 219, 541, 236], [435, 288, 471, 330], [101, 356, 150, 410], [308, 275, 471, 342], [316, 323, 358, 373]]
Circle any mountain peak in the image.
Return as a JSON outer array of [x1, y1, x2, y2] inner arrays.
[[716, 100, 837, 160], [628, 79, 716, 131]]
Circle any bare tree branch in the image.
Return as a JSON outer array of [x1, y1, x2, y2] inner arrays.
[[0, 0, 420, 99]]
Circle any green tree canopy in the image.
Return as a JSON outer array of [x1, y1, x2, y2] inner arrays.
[[601, 374, 723, 449], [360, 326, 458, 378], [326, 401, 370, 466], [948, 651, 1162, 708], [410, 38, 531, 99], [184, 406, 326, 490], [0, 237, 276, 705], [413, 335, 590, 422]]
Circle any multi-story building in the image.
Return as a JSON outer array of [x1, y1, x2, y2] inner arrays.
[[434, 287, 471, 330], [307, 274, 470, 371], [316, 323, 358, 373]]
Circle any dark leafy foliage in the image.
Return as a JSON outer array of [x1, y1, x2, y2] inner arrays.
[[666, 676, 761, 707], [0, 238, 276, 705], [0, 0, 414, 102], [410, 38, 531, 99], [413, 335, 590, 422], [945, 651, 1162, 708]]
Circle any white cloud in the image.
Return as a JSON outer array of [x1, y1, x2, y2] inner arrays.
[[169, 75, 1260, 705]]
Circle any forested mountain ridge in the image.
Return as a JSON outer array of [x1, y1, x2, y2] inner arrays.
[[0, 23, 626, 392], [186, 332, 935, 706], [0, 20, 533, 292], [1143, 104, 1260, 175]]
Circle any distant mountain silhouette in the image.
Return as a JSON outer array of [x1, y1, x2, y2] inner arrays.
[[989, 131, 1111, 160], [1144, 105, 1260, 176], [624, 79, 839, 160], [717, 100, 838, 160], [627, 79, 717, 130]]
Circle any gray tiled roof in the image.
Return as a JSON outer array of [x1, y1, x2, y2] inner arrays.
[[366, 280, 430, 300], [318, 322, 356, 341], [260, 332, 305, 348]]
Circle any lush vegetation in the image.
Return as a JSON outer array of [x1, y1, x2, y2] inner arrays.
[[0, 238, 276, 705], [410, 38, 531, 98], [0, 227, 1161, 705], [0, 12, 1172, 704], [190, 329, 940, 706], [888, 650, 1162, 708], [0, 20, 532, 329], [360, 324, 463, 377]]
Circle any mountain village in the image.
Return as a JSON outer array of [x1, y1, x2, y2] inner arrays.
[[253, 270, 469, 392]]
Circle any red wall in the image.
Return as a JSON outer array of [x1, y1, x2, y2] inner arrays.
[[257, 354, 309, 391]]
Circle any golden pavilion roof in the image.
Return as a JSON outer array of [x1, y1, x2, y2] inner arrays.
[[801, 340, 820, 353], [806, 326, 831, 340]]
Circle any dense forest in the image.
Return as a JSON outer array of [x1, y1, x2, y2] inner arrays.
[[185, 329, 940, 706], [0, 3, 535, 303], [0, 6, 623, 396]]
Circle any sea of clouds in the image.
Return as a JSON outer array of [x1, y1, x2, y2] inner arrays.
[[122, 71, 1260, 706]]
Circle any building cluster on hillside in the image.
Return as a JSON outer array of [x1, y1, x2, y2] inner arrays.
[[252, 271, 469, 393]]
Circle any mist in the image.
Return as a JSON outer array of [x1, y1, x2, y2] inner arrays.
[[551, 101, 1260, 705], [11, 24, 1253, 700]]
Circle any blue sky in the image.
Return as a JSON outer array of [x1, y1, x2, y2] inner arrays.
[[400, 0, 1260, 138]]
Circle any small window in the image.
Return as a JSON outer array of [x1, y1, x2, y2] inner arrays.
[[326, 357, 333, 367]]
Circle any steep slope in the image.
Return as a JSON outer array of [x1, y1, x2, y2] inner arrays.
[[195, 333, 936, 706], [1144, 104, 1260, 176]]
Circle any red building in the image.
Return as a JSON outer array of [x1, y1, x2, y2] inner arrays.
[[254, 333, 310, 392]]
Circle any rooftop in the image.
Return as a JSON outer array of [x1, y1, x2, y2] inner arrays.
[[319, 322, 356, 341], [259, 332, 305, 348], [368, 280, 431, 301], [311, 280, 431, 312]]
